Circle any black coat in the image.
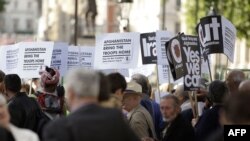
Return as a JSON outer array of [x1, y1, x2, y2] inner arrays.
[[8, 92, 41, 131], [162, 114, 195, 141], [43, 104, 140, 141], [195, 105, 223, 141]]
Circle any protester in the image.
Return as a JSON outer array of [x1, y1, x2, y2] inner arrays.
[[132, 74, 163, 139], [101, 72, 126, 109], [36, 66, 66, 119], [3, 74, 42, 131], [195, 80, 228, 141], [122, 81, 156, 139], [97, 72, 111, 103], [174, 84, 191, 111], [206, 92, 250, 141], [238, 80, 250, 93], [0, 94, 39, 141], [0, 70, 5, 94], [225, 70, 245, 95], [43, 68, 140, 141], [160, 95, 195, 141]]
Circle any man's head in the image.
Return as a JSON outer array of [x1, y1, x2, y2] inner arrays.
[[208, 80, 228, 104], [221, 92, 250, 125], [174, 84, 189, 104], [3, 74, 21, 99], [0, 95, 10, 128], [40, 66, 60, 93], [107, 73, 126, 100], [160, 95, 181, 122], [238, 80, 250, 93], [98, 72, 110, 102], [225, 70, 245, 94], [65, 68, 100, 111], [122, 81, 142, 112], [131, 73, 151, 96]]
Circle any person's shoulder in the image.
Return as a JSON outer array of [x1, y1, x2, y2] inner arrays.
[[45, 116, 68, 130], [10, 125, 39, 141]]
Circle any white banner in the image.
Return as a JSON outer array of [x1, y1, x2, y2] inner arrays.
[[94, 32, 140, 69], [158, 65, 173, 85], [67, 46, 80, 70], [156, 31, 174, 65], [0, 44, 19, 74], [51, 42, 68, 76], [18, 42, 54, 78], [79, 46, 95, 69], [129, 64, 155, 77]]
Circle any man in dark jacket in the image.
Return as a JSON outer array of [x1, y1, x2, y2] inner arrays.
[[3, 74, 41, 131], [160, 95, 194, 141], [43, 68, 140, 141], [195, 80, 228, 141]]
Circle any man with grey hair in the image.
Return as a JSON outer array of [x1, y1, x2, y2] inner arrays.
[[225, 70, 245, 95], [174, 84, 191, 111], [0, 95, 39, 141], [43, 68, 140, 141], [160, 95, 194, 141]]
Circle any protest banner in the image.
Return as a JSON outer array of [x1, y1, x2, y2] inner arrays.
[[156, 31, 174, 65], [17, 42, 54, 78], [51, 42, 68, 76], [181, 35, 201, 91], [67, 46, 80, 70], [94, 32, 140, 69], [197, 15, 236, 62], [0, 44, 19, 74], [140, 32, 157, 64], [79, 46, 95, 69], [165, 34, 186, 80], [158, 65, 173, 85]]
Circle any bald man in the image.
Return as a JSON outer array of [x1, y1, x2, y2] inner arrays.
[[225, 70, 245, 94], [238, 80, 250, 93]]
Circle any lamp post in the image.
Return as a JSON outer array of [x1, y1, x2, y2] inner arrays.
[[74, 0, 78, 45]]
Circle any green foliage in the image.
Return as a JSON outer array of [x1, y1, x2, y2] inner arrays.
[[185, 0, 250, 40], [0, 0, 6, 12]]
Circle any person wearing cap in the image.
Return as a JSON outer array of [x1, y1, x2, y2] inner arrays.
[[123, 81, 156, 140], [36, 66, 65, 119], [3, 74, 41, 132]]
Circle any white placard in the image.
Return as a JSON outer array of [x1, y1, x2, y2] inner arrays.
[[79, 46, 95, 69], [67, 46, 80, 70], [94, 32, 140, 69], [156, 31, 174, 65], [18, 42, 54, 78], [51, 42, 68, 76], [157, 65, 173, 85], [0, 44, 19, 74], [222, 16, 236, 62]]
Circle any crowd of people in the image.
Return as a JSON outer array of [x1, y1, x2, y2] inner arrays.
[[0, 67, 250, 141]]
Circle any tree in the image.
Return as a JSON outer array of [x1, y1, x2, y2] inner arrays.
[[185, 0, 250, 42], [0, 0, 6, 12]]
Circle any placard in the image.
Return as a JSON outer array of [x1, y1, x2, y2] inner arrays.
[[94, 32, 140, 69], [79, 46, 94, 69], [140, 32, 157, 64], [67, 46, 80, 70]]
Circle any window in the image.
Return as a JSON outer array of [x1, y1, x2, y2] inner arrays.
[[26, 19, 33, 31], [13, 18, 19, 32]]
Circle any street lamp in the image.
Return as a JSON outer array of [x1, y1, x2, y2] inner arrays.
[[118, 0, 133, 32]]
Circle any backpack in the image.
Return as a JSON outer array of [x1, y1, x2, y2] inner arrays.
[[35, 85, 65, 116]]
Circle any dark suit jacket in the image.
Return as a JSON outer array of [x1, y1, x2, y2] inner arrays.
[[195, 105, 223, 141], [43, 104, 140, 141], [162, 114, 195, 141]]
